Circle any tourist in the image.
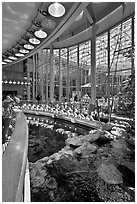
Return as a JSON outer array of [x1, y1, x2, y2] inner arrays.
[[2, 95, 14, 143], [36, 94, 41, 104]]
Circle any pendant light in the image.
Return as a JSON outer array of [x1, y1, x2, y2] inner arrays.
[[29, 37, 40, 44], [48, 3, 65, 17], [9, 56, 18, 60], [15, 53, 25, 57], [2, 61, 7, 65], [19, 49, 29, 54], [24, 44, 34, 50], [4, 59, 12, 63], [34, 29, 47, 39]]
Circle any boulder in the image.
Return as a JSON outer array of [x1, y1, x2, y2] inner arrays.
[[45, 177, 57, 189], [29, 162, 47, 188], [65, 136, 83, 147], [39, 156, 49, 163], [31, 175, 45, 188], [74, 142, 98, 156], [80, 130, 101, 143], [97, 163, 123, 184]]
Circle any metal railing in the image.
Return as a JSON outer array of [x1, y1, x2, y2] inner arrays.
[[2, 110, 30, 202]]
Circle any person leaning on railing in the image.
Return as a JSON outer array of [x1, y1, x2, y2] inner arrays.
[[2, 95, 14, 144]]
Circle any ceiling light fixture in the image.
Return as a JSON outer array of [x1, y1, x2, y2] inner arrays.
[[75, 11, 84, 21], [9, 81, 12, 84], [4, 59, 12, 63], [2, 61, 7, 65], [8, 56, 18, 60], [48, 3, 65, 17], [20, 49, 29, 54], [29, 37, 40, 44], [41, 19, 56, 29], [34, 29, 48, 39], [24, 44, 34, 50], [15, 53, 25, 57]]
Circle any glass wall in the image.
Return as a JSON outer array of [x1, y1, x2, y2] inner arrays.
[[79, 41, 91, 97], [96, 33, 108, 97], [31, 16, 134, 102]]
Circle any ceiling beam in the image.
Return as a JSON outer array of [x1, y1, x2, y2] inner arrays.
[[53, 2, 134, 49], [85, 8, 94, 25], [3, 2, 90, 68]]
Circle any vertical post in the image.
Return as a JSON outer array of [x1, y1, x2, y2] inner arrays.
[[32, 54, 35, 101], [40, 49, 44, 101], [27, 63, 30, 101], [35, 53, 38, 97], [45, 49, 49, 103], [66, 48, 70, 102], [50, 45, 54, 102], [90, 24, 96, 106], [77, 45, 80, 102], [59, 49, 62, 102], [107, 30, 111, 122]]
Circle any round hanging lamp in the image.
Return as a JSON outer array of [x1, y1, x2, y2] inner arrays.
[[19, 49, 29, 54], [41, 19, 56, 29], [29, 37, 40, 44], [2, 61, 7, 65], [48, 3, 65, 17], [9, 56, 18, 60], [4, 59, 12, 63], [34, 29, 47, 39], [15, 53, 25, 57], [9, 81, 12, 84], [24, 44, 34, 50]]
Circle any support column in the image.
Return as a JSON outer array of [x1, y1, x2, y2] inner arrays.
[[107, 30, 111, 121], [59, 49, 62, 102], [76, 45, 80, 102], [32, 54, 35, 101], [45, 49, 49, 103], [50, 45, 54, 102], [27, 63, 30, 101], [90, 24, 96, 106], [35, 53, 38, 97], [40, 50, 44, 101], [66, 48, 70, 102]]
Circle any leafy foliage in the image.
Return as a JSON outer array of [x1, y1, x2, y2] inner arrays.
[[116, 70, 135, 118]]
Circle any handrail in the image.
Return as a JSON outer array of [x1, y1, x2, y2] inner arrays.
[[24, 160, 31, 202], [23, 109, 101, 129], [2, 110, 28, 202]]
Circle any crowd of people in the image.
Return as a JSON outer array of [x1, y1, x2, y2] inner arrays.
[[20, 99, 109, 123], [2, 93, 119, 145], [2, 94, 21, 144]]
